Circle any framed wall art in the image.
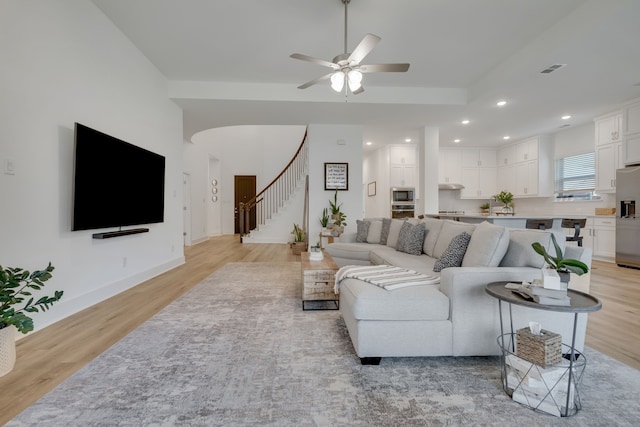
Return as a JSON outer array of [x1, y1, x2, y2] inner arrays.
[[368, 181, 376, 196], [324, 162, 349, 191]]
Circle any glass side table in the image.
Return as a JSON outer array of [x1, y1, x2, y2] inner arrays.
[[485, 281, 602, 417]]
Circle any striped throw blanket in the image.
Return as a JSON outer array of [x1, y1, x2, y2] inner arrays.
[[334, 265, 440, 293]]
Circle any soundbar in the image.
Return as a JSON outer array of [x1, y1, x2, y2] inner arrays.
[[92, 228, 149, 239]]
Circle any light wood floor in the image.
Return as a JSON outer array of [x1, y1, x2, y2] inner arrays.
[[1, 235, 638, 425]]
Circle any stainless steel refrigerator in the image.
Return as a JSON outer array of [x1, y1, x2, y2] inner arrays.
[[616, 166, 640, 268]]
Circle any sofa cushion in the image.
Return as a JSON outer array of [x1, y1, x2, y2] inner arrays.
[[324, 242, 372, 262], [366, 219, 383, 244], [421, 218, 444, 257], [396, 222, 427, 255], [500, 229, 562, 269], [462, 221, 510, 267], [386, 219, 406, 248], [432, 221, 477, 259], [379, 218, 392, 245], [339, 277, 449, 321], [356, 220, 370, 242], [433, 232, 472, 272]]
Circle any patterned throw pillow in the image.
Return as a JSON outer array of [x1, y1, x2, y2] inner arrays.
[[396, 222, 427, 256], [433, 232, 472, 272], [379, 218, 392, 245], [356, 220, 370, 242]]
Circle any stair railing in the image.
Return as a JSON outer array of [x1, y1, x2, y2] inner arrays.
[[239, 129, 308, 240]]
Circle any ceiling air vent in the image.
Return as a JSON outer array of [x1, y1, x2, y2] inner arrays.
[[540, 64, 566, 74]]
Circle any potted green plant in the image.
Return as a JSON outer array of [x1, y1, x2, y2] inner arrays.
[[327, 190, 347, 235], [1, 262, 63, 376], [480, 202, 490, 214], [494, 191, 514, 213], [290, 224, 307, 255], [531, 234, 589, 283], [320, 208, 330, 228]]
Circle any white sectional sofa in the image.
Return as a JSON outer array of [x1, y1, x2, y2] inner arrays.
[[326, 218, 593, 364]]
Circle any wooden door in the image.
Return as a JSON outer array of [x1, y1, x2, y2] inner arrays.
[[234, 175, 256, 234]]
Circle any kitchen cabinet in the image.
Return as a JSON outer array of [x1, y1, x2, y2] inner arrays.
[[515, 137, 539, 162], [595, 111, 623, 146], [497, 145, 516, 166], [591, 217, 616, 261], [595, 141, 624, 192], [496, 136, 552, 198], [390, 144, 417, 188], [624, 99, 640, 165], [461, 148, 497, 168], [439, 148, 462, 184], [390, 164, 416, 188], [461, 167, 497, 199]]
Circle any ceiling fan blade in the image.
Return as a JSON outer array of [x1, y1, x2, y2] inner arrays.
[[297, 73, 333, 89], [352, 86, 365, 95], [359, 63, 410, 73], [347, 33, 381, 64], [290, 53, 339, 69]]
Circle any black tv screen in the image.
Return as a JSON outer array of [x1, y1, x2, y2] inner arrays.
[[72, 123, 166, 231]]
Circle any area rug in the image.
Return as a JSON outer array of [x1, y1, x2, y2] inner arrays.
[[7, 262, 640, 426]]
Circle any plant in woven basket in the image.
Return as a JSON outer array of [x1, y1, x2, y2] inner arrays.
[[1, 262, 64, 334], [292, 224, 306, 243], [531, 234, 589, 277]]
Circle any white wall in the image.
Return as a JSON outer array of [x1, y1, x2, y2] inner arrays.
[[307, 125, 363, 244], [363, 147, 390, 218], [186, 125, 306, 240], [0, 0, 184, 334]]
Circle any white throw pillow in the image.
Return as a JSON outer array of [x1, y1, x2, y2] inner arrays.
[[366, 219, 383, 244], [462, 221, 510, 267], [432, 221, 476, 259], [386, 219, 406, 248]]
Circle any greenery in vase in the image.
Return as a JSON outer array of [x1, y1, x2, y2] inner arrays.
[[480, 202, 490, 210], [494, 191, 514, 206], [328, 190, 347, 226], [319, 208, 329, 227], [531, 234, 589, 275], [292, 224, 306, 242], [0, 262, 64, 334]]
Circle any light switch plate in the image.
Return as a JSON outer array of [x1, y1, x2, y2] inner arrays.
[[3, 158, 15, 175]]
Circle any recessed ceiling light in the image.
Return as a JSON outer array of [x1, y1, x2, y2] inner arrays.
[[365, 141, 372, 146], [461, 120, 470, 125], [503, 136, 511, 140], [561, 115, 572, 120], [405, 138, 412, 143], [497, 100, 507, 107], [454, 139, 461, 143]]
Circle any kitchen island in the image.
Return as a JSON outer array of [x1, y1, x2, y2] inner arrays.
[[429, 214, 586, 229]]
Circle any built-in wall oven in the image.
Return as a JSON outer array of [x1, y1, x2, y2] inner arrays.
[[391, 187, 415, 218]]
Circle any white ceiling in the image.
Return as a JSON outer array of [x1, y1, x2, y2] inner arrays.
[[92, 0, 640, 151]]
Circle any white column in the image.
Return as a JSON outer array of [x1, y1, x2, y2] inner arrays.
[[419, 127, 439, 215]]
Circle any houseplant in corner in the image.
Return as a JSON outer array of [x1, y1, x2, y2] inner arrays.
[[327, 190, 347, 236], [290, 224, 307, 255], [0, 262, 63, 376], [531, 234, 589, 283]]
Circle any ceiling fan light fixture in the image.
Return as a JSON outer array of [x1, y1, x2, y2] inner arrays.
[[331, 71, 345, 92], [347, 69, 362, 91]]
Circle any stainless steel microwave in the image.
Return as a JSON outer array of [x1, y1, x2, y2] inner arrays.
[[391, 188, 415, 203]]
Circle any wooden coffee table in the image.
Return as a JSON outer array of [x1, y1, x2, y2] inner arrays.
[[300, 251, 339, 310]]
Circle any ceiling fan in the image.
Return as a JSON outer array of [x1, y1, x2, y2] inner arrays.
[[290, 0, 410, 95]]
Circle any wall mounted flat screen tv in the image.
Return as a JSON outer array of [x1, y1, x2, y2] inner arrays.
[[72, 123, 166, 231]]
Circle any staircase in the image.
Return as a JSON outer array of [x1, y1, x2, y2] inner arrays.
[[239, 131, 309, 244]]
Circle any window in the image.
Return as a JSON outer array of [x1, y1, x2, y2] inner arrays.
[[554, 152, 600, 200]]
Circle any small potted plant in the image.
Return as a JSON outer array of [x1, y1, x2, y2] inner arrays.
[[1, 262, 63, 376], [290, 224, 307, 255], [309, 242, 323, 260], [532, 234, 589, 283], [480, 202, 490, 215], [494, 191, 514, 213], [327, 190, 347, 236], [320, 208, 329, 229]]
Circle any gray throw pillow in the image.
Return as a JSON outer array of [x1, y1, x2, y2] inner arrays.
[[356, 220, 370, 242], [396, 222, 427, 256], [379, 218, 392, 245], [433, 232, 472, 272]]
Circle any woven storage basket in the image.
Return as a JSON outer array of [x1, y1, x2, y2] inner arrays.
[[516, 327, 562, 368]]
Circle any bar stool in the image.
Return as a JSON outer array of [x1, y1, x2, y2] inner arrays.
[[562, 218, 586, 247], [525, 218, 554, 230]]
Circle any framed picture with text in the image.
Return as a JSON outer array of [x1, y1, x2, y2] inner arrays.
[[324, 162, 349, 191]]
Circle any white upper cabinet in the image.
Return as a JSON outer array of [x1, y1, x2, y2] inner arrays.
[[515, 138, 539, 162], [462, 148, 497, 168], [595, 141, 624, 192], [595, 111, 623, 146], [624, 99, 640, 165], [497, 145, 516, 166], [389, 144, 417, 188], [390, 145, 417, 165], [496, 136, 552, 198], [439, 148, 462, 184]]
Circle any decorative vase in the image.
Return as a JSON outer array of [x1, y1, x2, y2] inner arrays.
[[0, 325, 17, 377]]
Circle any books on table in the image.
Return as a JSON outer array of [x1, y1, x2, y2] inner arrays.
[[508, 280, 570, 306]]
